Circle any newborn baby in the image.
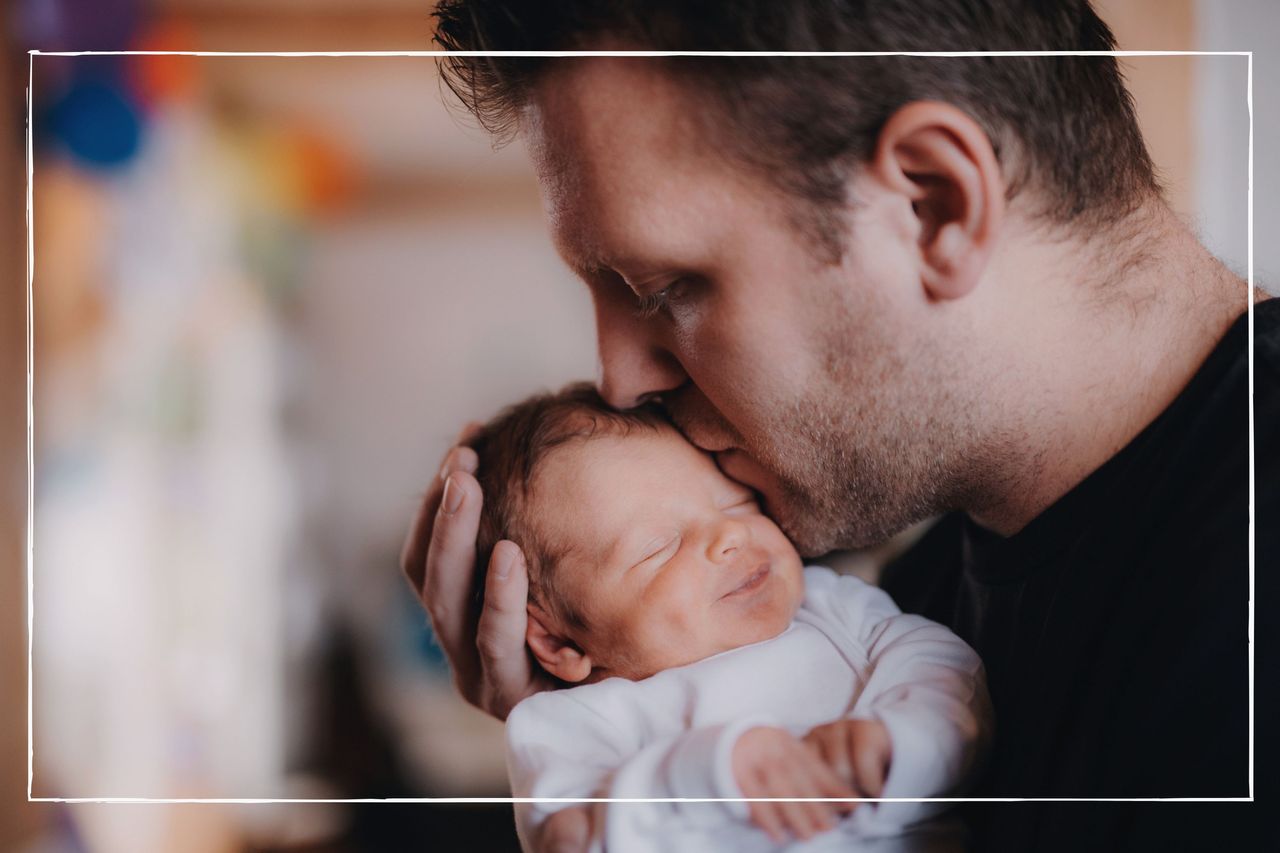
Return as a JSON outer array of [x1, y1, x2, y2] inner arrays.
[[467, 383, 991, 852]]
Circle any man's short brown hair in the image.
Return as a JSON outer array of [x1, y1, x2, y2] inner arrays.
[[433, 0, 1159, 260], [466, 382, 669, 628]]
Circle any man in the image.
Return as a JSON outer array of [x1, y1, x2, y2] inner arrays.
[[402, 1, 1274, 849]]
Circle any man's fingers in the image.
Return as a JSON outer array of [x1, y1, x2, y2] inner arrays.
[[421, 468, 483, 653], [539, 805, 591, 853], [457, 421, 485, 445], [400, 445, 478, 592], [400, 479, 444, 594], [476, 540, 533, 719]]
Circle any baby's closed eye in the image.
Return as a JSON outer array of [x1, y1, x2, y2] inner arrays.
[[633, 532, 681, 568]]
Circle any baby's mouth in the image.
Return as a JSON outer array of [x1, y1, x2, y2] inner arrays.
[[721, 562, 771, 599]]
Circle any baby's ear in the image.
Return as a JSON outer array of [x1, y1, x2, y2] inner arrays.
[[526, 605, 593, 683]]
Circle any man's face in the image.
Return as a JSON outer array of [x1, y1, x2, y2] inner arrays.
[[523, 58, 982, 554], [531, 426, 805, 681]]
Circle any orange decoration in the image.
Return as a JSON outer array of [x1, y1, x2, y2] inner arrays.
[[128, 19, 201, 108], [289, 126, 358, 215]]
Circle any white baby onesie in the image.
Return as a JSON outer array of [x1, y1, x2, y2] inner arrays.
[[506, 566, 991, 852]]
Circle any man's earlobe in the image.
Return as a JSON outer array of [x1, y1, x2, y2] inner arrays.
[[873, 101, 1005, 301], [526, 606, 594, 683]]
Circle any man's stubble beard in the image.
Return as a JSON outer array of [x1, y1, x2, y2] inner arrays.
[[736, 296, 999, 557]]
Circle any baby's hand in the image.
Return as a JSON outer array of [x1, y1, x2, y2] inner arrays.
[[535, 805, 592, 853], [801, 718, 892, 798], [732, 726, 856, 843]]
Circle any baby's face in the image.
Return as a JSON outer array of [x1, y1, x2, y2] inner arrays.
[[531, 425, 805, 681]]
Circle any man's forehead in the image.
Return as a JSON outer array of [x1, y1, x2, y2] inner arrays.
[[523, 59, 737, 269], [529, 57, 693, 147]]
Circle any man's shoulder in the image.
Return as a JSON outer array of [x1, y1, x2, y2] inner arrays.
[[1255, 294, 1280, 352], [1255, 297, 1280, 424]]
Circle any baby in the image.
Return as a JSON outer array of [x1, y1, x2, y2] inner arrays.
[[467, 383, 991, 852]]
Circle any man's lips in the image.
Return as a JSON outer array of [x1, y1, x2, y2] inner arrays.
[[721, 561, 771, 599], [686, 433, 736, 454], [714, 449, 763, 489]]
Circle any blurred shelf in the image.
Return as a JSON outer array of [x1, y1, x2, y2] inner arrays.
[[153, 0, 439, 52]]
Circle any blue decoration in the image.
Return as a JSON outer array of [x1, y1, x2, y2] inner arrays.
[[48, 79, 142, 169]]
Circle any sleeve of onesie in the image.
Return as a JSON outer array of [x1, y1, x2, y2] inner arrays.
[[805, 567, 993, 833], [506, 687, 772, 852]]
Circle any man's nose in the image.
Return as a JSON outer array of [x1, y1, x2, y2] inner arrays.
[[594, 297, 687, 410], [707, 517, 748, 563]]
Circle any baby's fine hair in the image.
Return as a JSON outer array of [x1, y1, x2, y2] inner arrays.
[[465, 382, 669, 628]]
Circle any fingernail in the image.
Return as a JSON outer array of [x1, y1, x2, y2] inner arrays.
[[441, 475, 463, 515], [494, 544, 517, 581], [439, 449, 457, 482]]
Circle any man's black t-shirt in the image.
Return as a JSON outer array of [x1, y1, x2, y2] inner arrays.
[[882, 298, 1278, 850]]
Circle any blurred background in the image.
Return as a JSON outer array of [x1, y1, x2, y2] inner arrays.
[[0, 1, 1274, 851]]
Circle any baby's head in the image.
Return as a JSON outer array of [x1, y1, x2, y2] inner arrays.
[[468, 383, 805, 684]]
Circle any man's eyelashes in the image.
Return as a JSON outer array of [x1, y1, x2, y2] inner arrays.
[[634, 278, 691, 319]]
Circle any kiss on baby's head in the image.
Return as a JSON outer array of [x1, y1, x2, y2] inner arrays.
[[467, 382, 807, 684]]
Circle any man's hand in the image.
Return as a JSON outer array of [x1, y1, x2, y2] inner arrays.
[[732, 726, 856, 843], [801, 718, 892, 799], [399, 428, 555, 720]]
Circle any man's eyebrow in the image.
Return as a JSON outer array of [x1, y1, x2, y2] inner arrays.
[[560, 242, 667, 284], [556, 248, 612, 284]]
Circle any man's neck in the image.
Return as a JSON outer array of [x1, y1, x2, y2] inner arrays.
[[965, 202, 1249, 536]]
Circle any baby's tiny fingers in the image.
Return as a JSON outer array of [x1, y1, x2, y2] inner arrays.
[[775, 799, 820, 840], [853, 749, 889, 799], [849, 734, 891, 798], [813, 766, 858, 815], [810, 728, 854, 788], [805, 799, 839, 835], [773, 771, 829, 839], [748, 802, 786, 844]]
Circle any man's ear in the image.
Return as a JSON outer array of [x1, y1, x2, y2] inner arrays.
[[526, 606, 594, 683], [871, 101, 1005, 301]]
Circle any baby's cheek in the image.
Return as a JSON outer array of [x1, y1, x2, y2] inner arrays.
[[634, 601, 706, 667], [749, 515, 798, 560]]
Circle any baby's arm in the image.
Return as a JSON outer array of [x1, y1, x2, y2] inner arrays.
[[506, 688, 853, 850], [805, 569, 992, 826]]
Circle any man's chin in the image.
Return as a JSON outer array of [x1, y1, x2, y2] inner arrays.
[[715, 451, 826, 552], [772, 508, 842, 558], [715, 446, 907, 554], [785, 498, 924, 557]]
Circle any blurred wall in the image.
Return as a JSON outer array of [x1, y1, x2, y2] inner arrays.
[[2, 20, 50, 853]]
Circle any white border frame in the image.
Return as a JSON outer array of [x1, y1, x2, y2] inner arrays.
[[25, 48, 1255, 806]]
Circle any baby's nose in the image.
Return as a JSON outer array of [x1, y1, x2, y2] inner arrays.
[[707, 518, 748, 562]]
